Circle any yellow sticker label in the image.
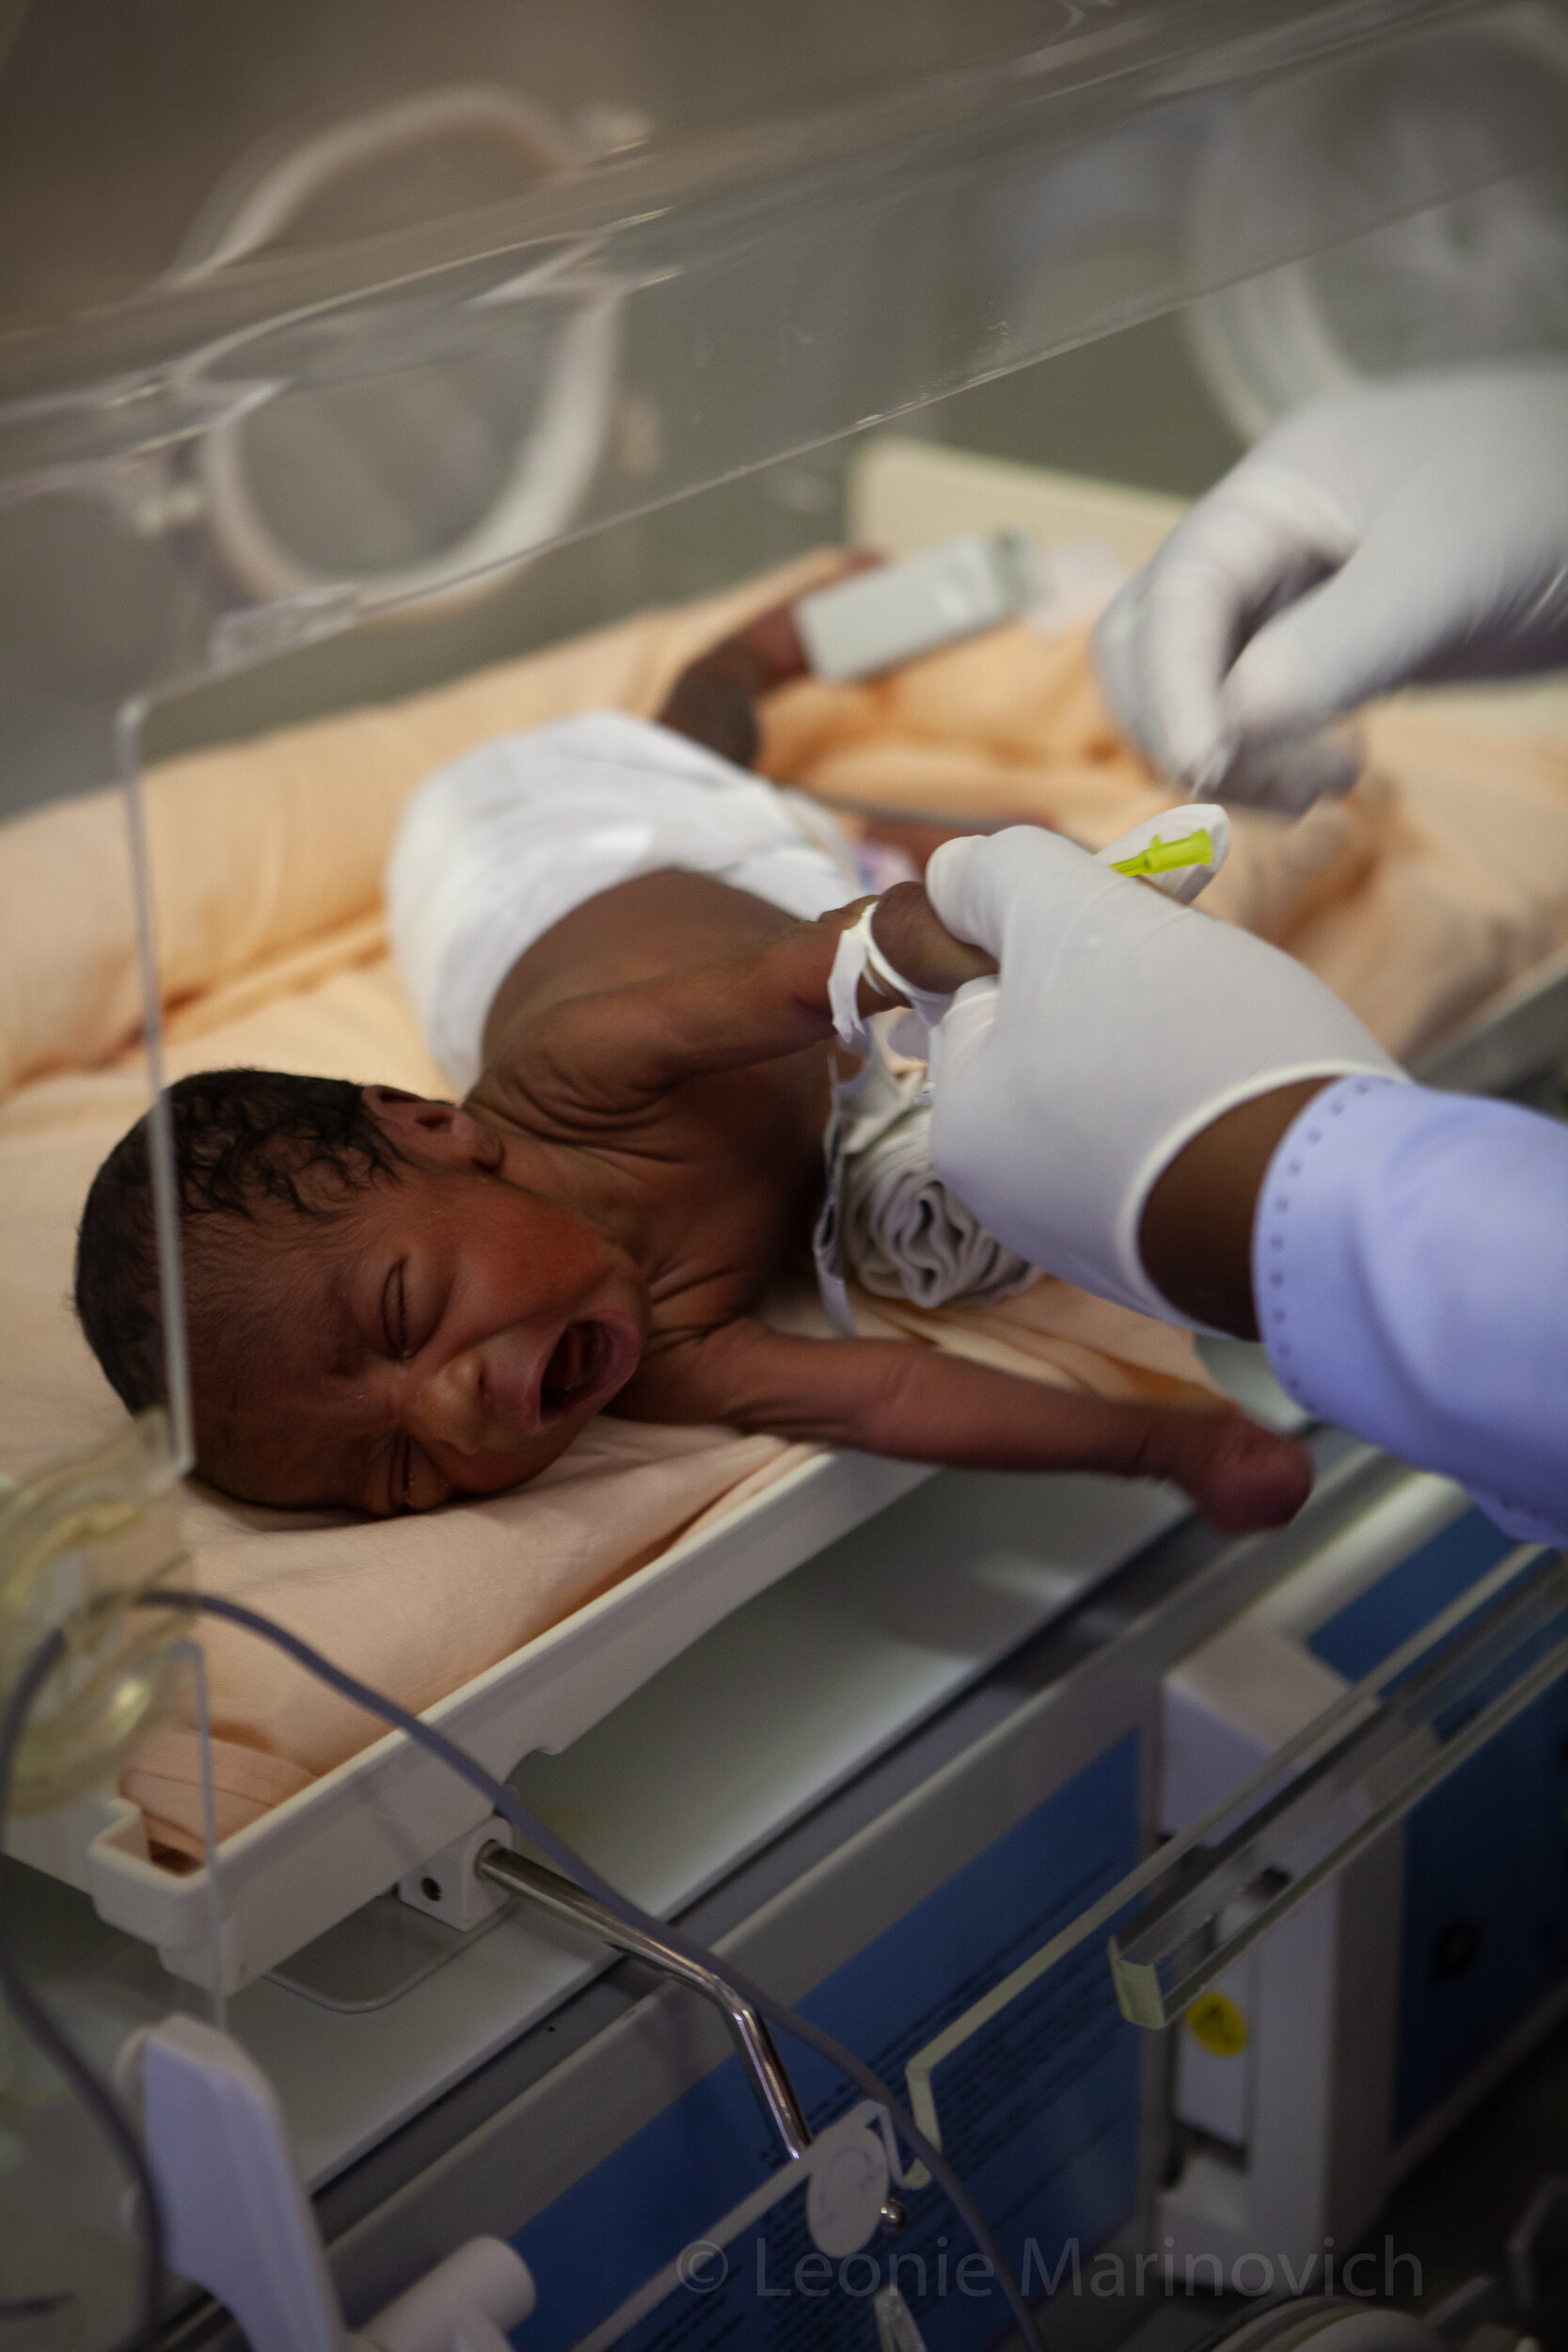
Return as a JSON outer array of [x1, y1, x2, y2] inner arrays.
[[1185, 1992, 1248, 2058]]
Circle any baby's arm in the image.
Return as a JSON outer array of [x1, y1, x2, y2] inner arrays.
[[616, 1317, 1309, 1534], [511, 883, 997, 1116]]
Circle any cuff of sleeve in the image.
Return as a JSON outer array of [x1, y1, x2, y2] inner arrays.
[[1252, 1072, 1409, 1419], [1256, 1073, 1568, 1546]]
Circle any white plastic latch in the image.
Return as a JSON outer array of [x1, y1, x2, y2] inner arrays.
[[397, 1814, 517, 1931], [350, 2237, 536, 2352], [805, 2122, 890, 2256], [122, 2014, 535, 2350], [124, 2013, 346, 2351]]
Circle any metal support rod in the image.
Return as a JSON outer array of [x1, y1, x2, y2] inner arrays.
[[475, 1843, 812, 2164]]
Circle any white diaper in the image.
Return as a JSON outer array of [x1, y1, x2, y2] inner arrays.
[[387, 710, 861, 1092]]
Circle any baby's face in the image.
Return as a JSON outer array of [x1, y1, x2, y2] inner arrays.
[[197, 1154, 647, 1515]]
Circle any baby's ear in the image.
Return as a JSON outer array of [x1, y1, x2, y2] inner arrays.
[[362, 1086, 502, 1172]]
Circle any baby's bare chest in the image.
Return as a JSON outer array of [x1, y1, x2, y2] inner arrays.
[[639, 1058, 828, 1316]]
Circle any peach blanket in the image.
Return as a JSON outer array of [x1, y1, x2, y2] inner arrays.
[[758, 623, 1568, 1063], [4, 551, 1565, 1859]]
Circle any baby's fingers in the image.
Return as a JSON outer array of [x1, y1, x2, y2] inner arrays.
[[870, 881, 999, 998], [1137, 1404, 1310, 1533], [1053, 1393, 1311, 1534]]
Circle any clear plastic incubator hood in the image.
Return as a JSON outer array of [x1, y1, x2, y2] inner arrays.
[[1, 0, 1565, 1974]]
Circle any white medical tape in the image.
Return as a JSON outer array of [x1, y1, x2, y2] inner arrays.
[[863, 929, 954, 1034], [827, 902, 955, 1054], [828, 916, 876, 1052]]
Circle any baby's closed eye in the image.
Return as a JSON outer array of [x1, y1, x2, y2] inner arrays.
[[378, 1257, 443, 1361], [380, 1263, 409, 1356]]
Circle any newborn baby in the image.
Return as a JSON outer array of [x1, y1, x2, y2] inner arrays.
[[74, 604, 1310, 1530]]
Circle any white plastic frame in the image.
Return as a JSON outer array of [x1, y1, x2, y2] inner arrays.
[[8, 1450, 929, 1992]]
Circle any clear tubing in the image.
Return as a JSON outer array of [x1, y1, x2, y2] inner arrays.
[[176, 1637, 229, 2039]]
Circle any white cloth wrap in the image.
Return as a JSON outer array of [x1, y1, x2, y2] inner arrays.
[[836, 1051, 1038, 1312], [387, 710, 861, 1092], [828, 902, 956, 1057]]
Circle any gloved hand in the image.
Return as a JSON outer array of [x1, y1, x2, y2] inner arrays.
[[924, 826, 1402, 1327], [1093, 363, 1568, 812]]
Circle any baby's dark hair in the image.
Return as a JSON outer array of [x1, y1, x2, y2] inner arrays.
[[75, 1068, 408, 1414]]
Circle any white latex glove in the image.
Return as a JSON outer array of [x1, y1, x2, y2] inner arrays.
[[924, 827, 1402, 1328], [1093, 363, 1568, 812]]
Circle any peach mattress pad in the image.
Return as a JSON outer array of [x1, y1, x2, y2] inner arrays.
[[4, 549, 1567, 1863]]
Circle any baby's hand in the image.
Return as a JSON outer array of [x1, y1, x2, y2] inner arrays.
[[866, 880, 999, 1002], [657, 555, 884, 769]]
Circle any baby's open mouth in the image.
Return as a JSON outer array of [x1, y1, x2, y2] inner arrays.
[[540, 1318, 614, 1416]]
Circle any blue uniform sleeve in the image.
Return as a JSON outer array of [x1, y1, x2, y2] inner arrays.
[[1254, 1075, 1568, 1545]]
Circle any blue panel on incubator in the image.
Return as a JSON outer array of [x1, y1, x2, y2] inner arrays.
[[1306, 1507, 1517, 1685], [509, 1729, 1141, 2349], [1303, 1502, 1568, 2142], [1394, 1677, 1568, 2141]]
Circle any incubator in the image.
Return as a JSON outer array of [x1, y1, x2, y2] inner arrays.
[[3, 3, 1568, 2345]]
